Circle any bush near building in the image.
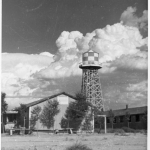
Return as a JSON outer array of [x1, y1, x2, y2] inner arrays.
[[14, 104, 27, 127], [60, 92, 90, 130], [66, 143, 93, 150], [40, 99, 60, 129], [1, 92, 8, 133], [30, 106, 42, 130]]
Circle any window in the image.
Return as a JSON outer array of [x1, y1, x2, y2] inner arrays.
[[113, 117, 116, 123], [120, 116, 124, 122], [129, 116, 131, 122], [116, 117, 120, 123], [131, 115, 135, 122], [135, 115, 140, 122], [94, 120, 100, 128], [107, 117, 110, 123]]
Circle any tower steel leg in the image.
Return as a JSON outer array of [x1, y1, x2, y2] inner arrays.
[[81, 69, 103, 132], [81, 69, 103, 111]]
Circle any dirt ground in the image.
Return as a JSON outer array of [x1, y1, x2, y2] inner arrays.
[[1, 132, 147, 150]]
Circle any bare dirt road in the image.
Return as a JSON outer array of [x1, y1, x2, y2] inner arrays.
[[1, 132, 147, 150]]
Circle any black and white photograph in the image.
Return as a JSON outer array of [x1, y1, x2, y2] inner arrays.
[[1, 0, 148, 150]]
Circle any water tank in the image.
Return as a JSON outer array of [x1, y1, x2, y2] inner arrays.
[[82, 50, 99, 66]]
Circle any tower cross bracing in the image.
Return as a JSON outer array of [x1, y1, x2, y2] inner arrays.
[[81, 69, 103, 111]]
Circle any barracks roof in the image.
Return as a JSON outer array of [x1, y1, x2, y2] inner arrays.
[[25, 92, 77, 108], [103, 106, 147, 116]]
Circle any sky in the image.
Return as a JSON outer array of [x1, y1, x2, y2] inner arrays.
[[2, 0, 148, 110]]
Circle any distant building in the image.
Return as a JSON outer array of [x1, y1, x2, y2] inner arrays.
[[3, 110, 18, 131], [24, 92, 76, 130], [100, 105, 147, 130]]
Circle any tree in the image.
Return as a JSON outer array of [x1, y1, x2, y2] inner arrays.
[[108, 109, 115, 129], [14, 104, 27, 127], [40, 99, 60, 129], [1, 92, 8, 133], [30, 106, 41, 129], [60, 117, 69, 129], [125, 111, 130, 128], [1, 92, 8, 114], [94, 115, 104, 133], [60, 92, 90, 130], [61, 92, 103, 132], [68, 92, 89, 119], [82, 114, 93, 133]]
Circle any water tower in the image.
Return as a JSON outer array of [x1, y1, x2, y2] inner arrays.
[[79, 49, 103, 111]]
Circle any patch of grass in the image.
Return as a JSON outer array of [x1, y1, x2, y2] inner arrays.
[[106, 128, 115, 133], [115, 132, 129, 136], [120, 133, 129, 136], [122, 127, 136, 133], [65, 137, 68, 141], [99, 128, 125, 133], [114, 129, 125, 134], [101, 137, 107, 140], [98, 128, 115, 133], [114, 129, 129, 136], [69, 138, 75, 141], [82, 138, 88, 141], [99, 127, 147, 134], [66, 143, 93, 150], [135, 129, 147, 134]]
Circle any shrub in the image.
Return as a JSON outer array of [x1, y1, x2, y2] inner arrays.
[[40, 99, 60, 129], [114, 129, 129, 136], [30, 106, 41, 130], [66, 143, 92, 150], [96, 128, 114, 133], [114, 129, 125, 134], [135, 129, 147, 134], [61, 92, 90, 130], [122, 127, 135, 133], [106, 128, 115, 133], [14, 104, 27, 127], [120, 133, 129, 136], [98, 128, 128, 134]]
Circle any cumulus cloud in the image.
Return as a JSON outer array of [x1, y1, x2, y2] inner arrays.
[[99, 63, 117, 74], [126, 80, 147, 92], [55, 31, 83, 61], [76, 23, 147, 63], [122, 80, 148, 104], [39, 52, 54, 57], [2, 53, 54, 97], [2, 53, 54, 71], [112, 51, 148, 70], [2, 24, 147, 97], [5, 97, 38, 110], [103, 80, 147, 109], [120, 6, 148, 31], [39, 22, 147, 79], [56, 31, 83, 52], [35, 59, 82, 79], [55, 22, 147, 65], [75, 32, 96, 53]]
